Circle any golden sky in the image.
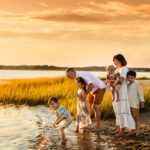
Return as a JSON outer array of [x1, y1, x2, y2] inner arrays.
[[0, 0, 150, 67]]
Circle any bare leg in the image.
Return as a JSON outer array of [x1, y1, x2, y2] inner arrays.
[[115, 126, 120, 133], [133, 116, 141, 135], [88, 93, 94, 125], [131, 108, 140, 135], [93, 104, 100, 130], [116, 90, 119, 101], [115, 85, 120, 101], [92, 88, 105, 131], [88, 103, 92, 125], [75, 115, 79, 132], [111, 87, 115, 101], [117, 128, 124, 137], [59, 127, 66, 143]]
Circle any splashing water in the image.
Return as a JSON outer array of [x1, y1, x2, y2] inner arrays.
[[0, 105, 149, 150]]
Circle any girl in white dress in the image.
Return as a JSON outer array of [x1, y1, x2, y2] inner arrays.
[[112, 54, 135, 137], [75, 77, 89, 133]]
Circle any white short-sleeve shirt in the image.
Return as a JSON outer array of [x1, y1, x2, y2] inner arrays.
[[76, 71, 106, 93], [128, 81, 144, 109], [56, 106, 71, 119]]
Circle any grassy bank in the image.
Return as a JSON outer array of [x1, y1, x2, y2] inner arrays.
[[0, 77, 149, 118]]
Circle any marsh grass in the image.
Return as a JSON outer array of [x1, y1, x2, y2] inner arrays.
[[142, 87, 150, 112], [0, 78, 149, 118]]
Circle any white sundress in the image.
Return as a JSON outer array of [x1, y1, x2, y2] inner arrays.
[[76, 89, 89, 128], [112, 66, 135, 129]]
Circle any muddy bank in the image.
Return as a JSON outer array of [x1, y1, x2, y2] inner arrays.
[[0, 105, 149, 150], [37, 108, 150, 150]]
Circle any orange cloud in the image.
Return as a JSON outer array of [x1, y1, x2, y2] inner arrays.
[[33, 12, 110, 24], [0, 0, 149, 67]]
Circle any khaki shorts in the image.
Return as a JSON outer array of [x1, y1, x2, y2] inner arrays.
[[131, 107, 140, 117], [59, 117, 73, 128], [88, 88, 106, 105]]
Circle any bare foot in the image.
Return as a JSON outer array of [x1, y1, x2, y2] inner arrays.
[[115, 128, 120, 134], [116, 132, 124, 137], [41, 139, 48, 145], [61, 139, 66, 144], [126, 130, 135, 136], [75, 129, 79, 133], [83, 127, 89, 133], [136, 130, 141, 136], [91, 128, 101, 133], [115, 99, 120, 102], [88, 124, 95, 130]]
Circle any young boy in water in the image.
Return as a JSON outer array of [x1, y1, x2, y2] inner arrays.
[[48, 97, 73, 143], [127, 71, 145, 136]]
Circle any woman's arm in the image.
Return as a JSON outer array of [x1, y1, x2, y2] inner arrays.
[[119, 77, 124, 83], [113, 77, 121, 86], [119, 67, 128, 83]]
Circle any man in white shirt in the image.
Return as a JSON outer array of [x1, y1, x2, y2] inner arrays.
[[65, 68, 106, 131]]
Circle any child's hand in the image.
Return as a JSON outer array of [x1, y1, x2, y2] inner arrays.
[[76, 93, 81, 99], [77, 94, 82, 99], [52, 121, 57, 127], [141, 102, 145, 108]]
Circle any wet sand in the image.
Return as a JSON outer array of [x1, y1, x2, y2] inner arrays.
[[0, 105, 149, 150], [37, 110, 150, 150]]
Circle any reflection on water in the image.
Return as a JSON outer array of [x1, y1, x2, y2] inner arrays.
[[0, 105, 40, 150], [0, 105, 149, 150]]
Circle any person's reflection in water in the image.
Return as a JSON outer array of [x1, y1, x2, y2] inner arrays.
[[77, 131, 93, 150], [60, 142, 68, 150], [93, 134, 103, 150]]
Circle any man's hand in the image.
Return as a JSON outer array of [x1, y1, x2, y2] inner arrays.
[[86, 83, 94, 94], [141, 102, 145, 108]]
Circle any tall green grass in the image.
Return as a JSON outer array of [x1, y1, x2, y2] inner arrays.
[[0, 78, 149, 118]]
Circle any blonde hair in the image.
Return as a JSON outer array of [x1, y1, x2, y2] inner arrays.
[[106, 65, 115, 71]]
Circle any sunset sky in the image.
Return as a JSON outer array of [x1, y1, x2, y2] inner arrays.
[[0, 0, 150, 67]]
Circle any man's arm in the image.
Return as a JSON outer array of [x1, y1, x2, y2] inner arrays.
[[86, 83, 94, 94]]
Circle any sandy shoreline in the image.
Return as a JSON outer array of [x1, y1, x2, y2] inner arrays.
[[38, 111, 150, 150], [0, 105, 149, 150]]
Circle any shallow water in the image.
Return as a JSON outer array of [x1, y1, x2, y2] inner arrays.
[[0, 105, 149, 150], [0, 70, 150, 79]]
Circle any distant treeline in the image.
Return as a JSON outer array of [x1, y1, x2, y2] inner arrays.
[[0, 65, 150, 72]]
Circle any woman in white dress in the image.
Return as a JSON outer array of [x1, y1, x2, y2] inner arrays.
[[112, 54, 135, 137]]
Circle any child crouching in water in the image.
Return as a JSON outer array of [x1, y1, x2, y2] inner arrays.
[[48, 97, 73, 143], [105, 65, 121, 101], [127, 71, 145, 136], [75, 77, 90, 133]]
